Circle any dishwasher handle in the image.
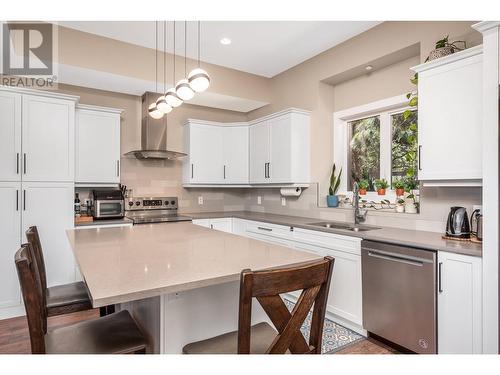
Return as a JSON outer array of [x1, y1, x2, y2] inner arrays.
[[366, 249, 426, 267]]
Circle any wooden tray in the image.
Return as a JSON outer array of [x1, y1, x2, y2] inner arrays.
[[75, 215, 93, 224], [442, 234, 482, 244]]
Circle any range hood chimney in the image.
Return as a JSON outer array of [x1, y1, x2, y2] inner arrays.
[[125, 92, 187, 160]]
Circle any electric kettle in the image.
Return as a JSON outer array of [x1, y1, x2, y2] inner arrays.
[[470, 209, 483, 241], [445, 206, 470, 238]]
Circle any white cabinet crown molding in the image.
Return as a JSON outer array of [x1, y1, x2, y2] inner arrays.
[[76, 104, 123, 115], [0, 85, 80, 103], [247, 107, 311, 126], [411, 45, 483, 73], [472, 21, 500, 33]]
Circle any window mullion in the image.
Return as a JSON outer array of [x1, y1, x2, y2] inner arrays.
[[379, 112, 392, 184]]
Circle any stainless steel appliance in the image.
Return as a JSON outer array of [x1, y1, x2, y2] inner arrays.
[[470, 209, 483, 241], [445, 206, 470, 238], [125, 196, 192, 224], [361, 240, 436, 354], [124, 92, 187, 160], [92, 190, 125, 219]]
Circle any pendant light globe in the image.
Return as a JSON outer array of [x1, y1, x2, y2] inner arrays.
[[175, 78, 195, 101]]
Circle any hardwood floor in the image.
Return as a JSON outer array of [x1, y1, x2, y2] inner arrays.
[[0, 310, 394, 354]]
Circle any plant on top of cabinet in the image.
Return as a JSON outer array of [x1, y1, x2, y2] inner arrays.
[[427, 36, 466, 62], [374, 178, 388, 195], [357, 179, 369, 195], [393, 178, 405, 197], [327, 164, 342, 207]]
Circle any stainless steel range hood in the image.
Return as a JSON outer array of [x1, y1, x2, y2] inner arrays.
[[125, 92, 187, 160]]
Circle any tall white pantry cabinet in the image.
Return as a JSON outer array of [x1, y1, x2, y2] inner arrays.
[[0, 87, 78, 319]]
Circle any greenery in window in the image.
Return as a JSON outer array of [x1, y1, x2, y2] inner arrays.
[[391, 110, 418, 184], [349, 116, 380, 190]]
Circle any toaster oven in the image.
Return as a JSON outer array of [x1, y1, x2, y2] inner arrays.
[[92, 190, 125, 219]]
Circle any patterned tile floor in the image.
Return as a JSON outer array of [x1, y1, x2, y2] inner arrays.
[[284, 298, 364, 354]]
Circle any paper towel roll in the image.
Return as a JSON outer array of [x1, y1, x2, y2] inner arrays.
[[280, 187, 302, 197]]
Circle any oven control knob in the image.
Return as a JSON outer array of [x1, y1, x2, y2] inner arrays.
[[164, 201, 169, 205], [135, 201, 141, 206], [171, 200, 175, 205], [128, 201, 133, 206]]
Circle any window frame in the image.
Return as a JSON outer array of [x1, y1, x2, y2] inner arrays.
[[333, 94, 414, 199]]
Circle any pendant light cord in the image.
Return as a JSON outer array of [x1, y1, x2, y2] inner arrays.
[[163, 20, 166, 94], [155, 21, 158, 93], [173, 21, 176, 83], [184, 20, 187, 76]]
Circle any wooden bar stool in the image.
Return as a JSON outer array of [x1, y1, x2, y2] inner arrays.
[[25, 226, 113, 319], [183, 256, 335, 354], [15, 243, 147, 354]]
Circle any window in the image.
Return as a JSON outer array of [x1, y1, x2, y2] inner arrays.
[[333, 95, 419, 196], [348, 116, 380, 190], [391, 111, 418, 183]]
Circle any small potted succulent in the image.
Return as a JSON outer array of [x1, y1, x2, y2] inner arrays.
[[396, 198, 405, 213], [393, 178, 405, 197], [374, 178, 389, 196], [327, 164, 342, 207], [358, 179, 369, 195]]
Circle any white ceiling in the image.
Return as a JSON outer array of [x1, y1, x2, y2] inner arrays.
[[58, 21, 381, 78]]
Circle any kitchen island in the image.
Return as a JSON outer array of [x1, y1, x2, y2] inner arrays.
[[66, 222, 319, 353]]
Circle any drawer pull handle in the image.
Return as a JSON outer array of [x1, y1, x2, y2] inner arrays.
[[257, 226, 272, 232]]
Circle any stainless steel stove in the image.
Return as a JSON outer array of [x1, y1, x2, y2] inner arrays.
[[125, 196, 192, 224]]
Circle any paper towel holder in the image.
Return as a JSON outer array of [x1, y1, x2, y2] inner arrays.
[[280, 187, 302, 197]]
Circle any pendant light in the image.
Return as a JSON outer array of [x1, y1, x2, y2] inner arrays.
[[156, 21, 172, 114], [188, 21, 210, 93], [149, 21, 164, 119], [175, 21, 195, 101], [165, 20, 183, 108]]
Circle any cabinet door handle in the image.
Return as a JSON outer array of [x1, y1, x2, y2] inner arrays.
[[224, 165, 226, 179], [210, 224, 213, 229], [267, 162, 270, 179], [191, 164, 194, 179], [23, 190, 26, 211], [418, 145, 422, 171], [438, 262, 443, 293], [117, 160, 120, 177], [16, 153, 19, 174], [16, 190, 19, 211], [23, 153, 26, 174], [264, 163, 267, 178]]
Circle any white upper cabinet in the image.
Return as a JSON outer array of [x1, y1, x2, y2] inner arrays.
[[250, 109, 310, 185], [22, 94, 76, 182], [76, 105, 121, 184], [0, 92, 22, 181], [249, 120, 270, 183], [223, 126, 249, 184], [184, 121, 224, 184], [412, 46, 483, 183]]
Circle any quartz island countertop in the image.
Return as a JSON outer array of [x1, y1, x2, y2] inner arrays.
[[66, 222, 320, 307], [186, 211, 482, 257]]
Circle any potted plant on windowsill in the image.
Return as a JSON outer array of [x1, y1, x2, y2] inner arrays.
[[358, 179, 369, 195], [374, 178, 389, 196], [327, 164, 342, 207], [396, 198, 405, 213], [393, 178, 405, 197]]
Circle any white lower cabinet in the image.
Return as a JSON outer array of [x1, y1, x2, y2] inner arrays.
[[192, 218, 233, 233], [0, 182, 22, 316], [437, 251, 482, 354]]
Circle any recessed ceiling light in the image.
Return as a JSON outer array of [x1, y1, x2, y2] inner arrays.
[[220, 37, 232, 45], [365, 65, 373, 71]]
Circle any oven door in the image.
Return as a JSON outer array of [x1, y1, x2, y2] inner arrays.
[[94, 200, 124, 219]]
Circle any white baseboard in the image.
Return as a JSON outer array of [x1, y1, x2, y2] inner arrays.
[[0, 304, 25, 320]]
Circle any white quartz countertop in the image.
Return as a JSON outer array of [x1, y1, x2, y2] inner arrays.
[[66, 222, 320, 307], [187, 211, 482, 257]]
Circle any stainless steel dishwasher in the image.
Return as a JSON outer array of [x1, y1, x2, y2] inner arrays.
[[361, 240, 437, 354]]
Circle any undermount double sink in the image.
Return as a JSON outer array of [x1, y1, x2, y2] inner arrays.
[[307, 222, 381, 232]]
